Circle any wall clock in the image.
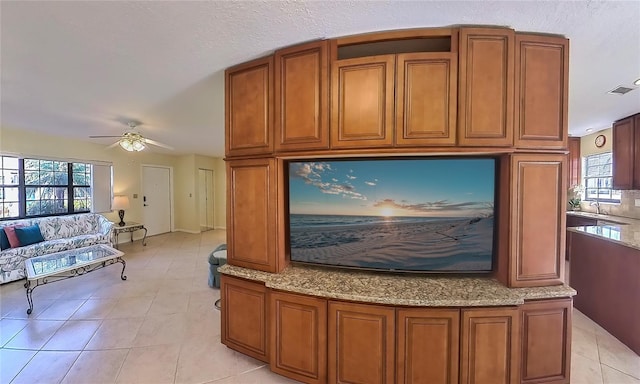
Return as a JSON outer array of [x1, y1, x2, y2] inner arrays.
[[595, 134, 606, 148]]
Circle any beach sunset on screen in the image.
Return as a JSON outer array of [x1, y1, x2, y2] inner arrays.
[[287, 158, 497, 272]]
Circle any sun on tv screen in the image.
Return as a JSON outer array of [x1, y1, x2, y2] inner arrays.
[[287, 157, 497, 273]]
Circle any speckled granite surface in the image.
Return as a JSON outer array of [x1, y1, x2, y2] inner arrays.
[[566, 212, 640, 250], [218, 264, 575, 307]]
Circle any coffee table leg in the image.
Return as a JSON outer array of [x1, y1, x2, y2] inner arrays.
[[25, 280, 34, 315], [118, 257, 127, 280], [142, 227, 147, 246]]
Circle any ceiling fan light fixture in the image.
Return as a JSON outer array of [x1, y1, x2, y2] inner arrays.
[[132, 139, 146, 151], [119, 138, 135, 151]]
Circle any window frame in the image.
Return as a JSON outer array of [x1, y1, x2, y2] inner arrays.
[[582, 152, 621, 204], [1, 155, 93, 220]]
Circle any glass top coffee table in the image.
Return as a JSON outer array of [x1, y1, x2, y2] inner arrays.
[[24, 244, 126, 315]]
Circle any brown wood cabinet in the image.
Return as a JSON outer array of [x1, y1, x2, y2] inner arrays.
[[395, 52, 458, 146], [458, 28, 514, 147], [567, 137, 581, 188], [221, 275, 269, 362], [227, 158, 284, 272], [565, 214, 597, 261], [508, 154, 566, 287], [396, 308, 460, 384], [612, 114, 639, 190], [460, 307, 520, 384], [328, 301, 395, 384], [275, 41, 329, 152], [270, 291, 327, 384], [225, 56, 274, 157], [331, 55, 395, 149], [514, 35, 569, 149], [520, 299, 572, 384]]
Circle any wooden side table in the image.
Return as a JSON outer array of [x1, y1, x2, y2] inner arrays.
[[112, 221, 147, 249]]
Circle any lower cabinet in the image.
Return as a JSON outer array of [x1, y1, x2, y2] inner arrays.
[[520, 299, 572, 384], [270, 291, 327, 384], [221, 277, 572, 384], [220, 275, 269, 362], [396, 308, 460, 384], [460, 307, 520, 384], [328, 301, 395, 384]]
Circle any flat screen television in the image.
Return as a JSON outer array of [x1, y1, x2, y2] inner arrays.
[[287, 157, 497, 273]]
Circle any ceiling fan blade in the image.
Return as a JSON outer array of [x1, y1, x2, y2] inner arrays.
[[89, 135, 123, 138], [144, 138, 174, 150], [106, 141, 121, 149]]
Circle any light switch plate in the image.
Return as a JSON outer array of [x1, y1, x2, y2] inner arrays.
[[635, 199, 640, 207]]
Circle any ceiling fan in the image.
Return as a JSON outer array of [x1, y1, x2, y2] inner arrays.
[[89, 122, 174, 152]]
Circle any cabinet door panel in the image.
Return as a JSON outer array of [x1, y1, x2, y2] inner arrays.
[[514, 35, 569, 149], [227, 159, 280, 272], [458, 28, 514, 146], [221, 276, 268, 362], [510, 154, 566, 286], [396, 52, 457, 146], [635, 115, 640, 189], [461, 308, 519, 384], [328, 301, 395, 384], [396, 308, 459, 384], [521, 299, 572, 384], [612, 117, 635, 190], [331, 55, 395, 148], [270, 291, 327, 384], [275, 40, 329, 152], [225, 56, 273, 156], [567, 137, 581, 188]]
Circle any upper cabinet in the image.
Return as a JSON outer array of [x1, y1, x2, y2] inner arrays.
[[331, 55, 395, 149], [514, 34, 569, 149], [612, 113, 640, 190], [275, 41, 329, 152], [225, 56, 274, 157], [458, 28, 515, 147], [568, 137, 581, 188]]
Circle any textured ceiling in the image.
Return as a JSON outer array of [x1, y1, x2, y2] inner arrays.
[[1, 1, 639, 156]]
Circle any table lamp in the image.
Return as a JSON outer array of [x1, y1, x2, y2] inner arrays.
[[112, 195, 130, 226]]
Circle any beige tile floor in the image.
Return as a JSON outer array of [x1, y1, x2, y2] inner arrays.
[[0, 230, 637, 383]]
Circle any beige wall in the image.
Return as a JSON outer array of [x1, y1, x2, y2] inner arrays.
[[0, 127, 226, 231], [577, 127, 640, 219]]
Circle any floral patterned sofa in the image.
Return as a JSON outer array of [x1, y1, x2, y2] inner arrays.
[[0, 213, 113, 284]]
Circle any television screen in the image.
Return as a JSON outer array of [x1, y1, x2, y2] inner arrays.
[[288, 158, 496, 273]]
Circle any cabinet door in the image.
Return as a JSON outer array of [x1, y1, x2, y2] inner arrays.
[[270, 291, 327, 384], [635, 114, 640, 189], [458, 28, 514, 147], [275, 40, 329, 152], [567, 137, 581, 188], [509, 154, 566, 287], [520, 299, 572, 384], [396, 52, 457, 146], [225, 56, 273, 156], [612, 116, 635, 190], [221, 275, 268, 362], [328, 301, 395, 384], [396, 308, 460, 384], [331, 55, 395, 149], [460, 307, 520, 384], [514, 35, 569, 149], [227, 158, 282, 272]]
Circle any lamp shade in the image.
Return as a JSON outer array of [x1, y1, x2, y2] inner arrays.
[[112, 195, 130, 210]]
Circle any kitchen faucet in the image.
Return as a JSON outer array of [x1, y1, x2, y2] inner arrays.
[[590, 200, 601, 214]]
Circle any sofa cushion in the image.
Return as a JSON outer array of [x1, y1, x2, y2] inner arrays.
[[15, 225, 45, 246], [0, 230, 9, 250], [3, 226, 23, 248]]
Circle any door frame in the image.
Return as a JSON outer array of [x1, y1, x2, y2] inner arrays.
[[198, 168, 215, 231], [141, 164, 174, 234]]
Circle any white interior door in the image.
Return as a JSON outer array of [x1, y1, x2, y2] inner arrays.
[[142, 165, 172, 236], [198, 169, 215, 231]]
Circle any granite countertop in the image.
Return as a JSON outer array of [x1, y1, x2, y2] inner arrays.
[[218, 264, 575, 307], [566, 212, 640, 251]]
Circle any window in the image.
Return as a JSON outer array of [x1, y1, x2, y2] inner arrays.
[[0, 155, 101, 219], [582, 152, 621, 203]]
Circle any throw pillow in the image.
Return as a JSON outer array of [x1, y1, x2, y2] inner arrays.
[[0, 229, 10, 250], [15, 225, 45, 247], [3, 225, 24, 248]]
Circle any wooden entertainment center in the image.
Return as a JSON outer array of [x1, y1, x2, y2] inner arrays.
[[221, 26, 574, 384]]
